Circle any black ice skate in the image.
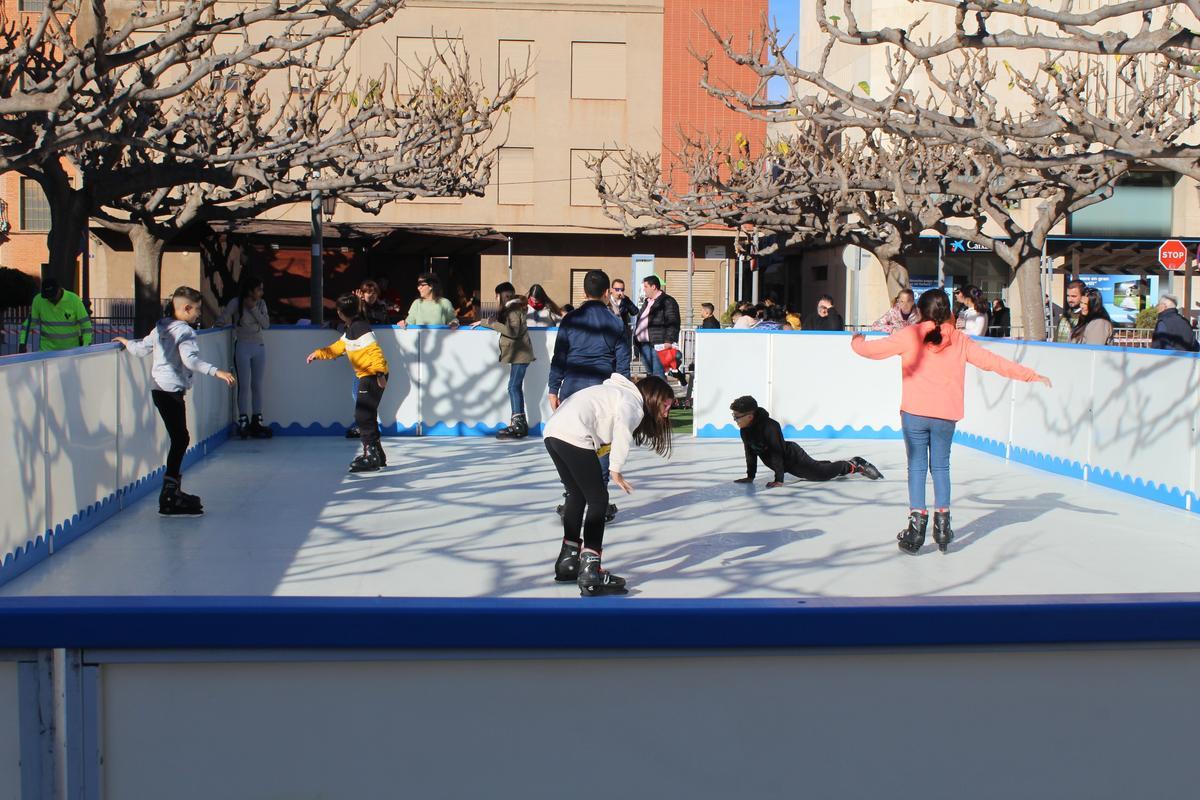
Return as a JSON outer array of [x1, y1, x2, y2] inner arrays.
[[897, 510, 928, 555], [249, 414, 273, 439], [159, 478, 203, 517], [344, 423, 361, 439], [554, 540, 581, 582], [932, 510, 953, 554], [236, 414, 250, 439], [850, 456, 884, 480], [605, 503, 618, 522], [577, 551, 628, 597], [369, 441, 387, 467], [496, 413, 528, 440], [348, 443, 382, 473]]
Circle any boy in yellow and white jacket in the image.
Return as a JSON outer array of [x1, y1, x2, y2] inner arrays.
[[307, 294, 390, 472]]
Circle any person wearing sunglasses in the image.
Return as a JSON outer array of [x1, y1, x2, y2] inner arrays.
[[730, 396, 883, 488], [399, 273, 458, 328]]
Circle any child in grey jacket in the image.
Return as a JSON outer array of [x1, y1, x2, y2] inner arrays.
[[115, 286, 235, 517]]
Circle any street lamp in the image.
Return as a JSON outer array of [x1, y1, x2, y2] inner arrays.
[[310, 182, 337, 326]]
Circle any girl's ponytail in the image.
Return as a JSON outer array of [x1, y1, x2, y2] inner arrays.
[[917, 289, 952, 346]]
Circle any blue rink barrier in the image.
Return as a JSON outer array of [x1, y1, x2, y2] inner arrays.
[[4, 593, 1200, 650]]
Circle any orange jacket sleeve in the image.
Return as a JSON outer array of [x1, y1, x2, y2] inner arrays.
[[964, 339, 1040, 382]]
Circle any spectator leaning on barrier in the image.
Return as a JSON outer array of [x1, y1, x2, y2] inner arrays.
[[633, 275, 680, 378], [1151, 294, 1200, 352], [19, 278, 93, 352], [990, 299, 1011, 338], [802, 294, 844, 331], [870, 289, 919, 334], [216, 275, 273, 439], [1070, 288, 1114, 345], [399, 273, 458, 328], [1055, 280, 1086, 343]]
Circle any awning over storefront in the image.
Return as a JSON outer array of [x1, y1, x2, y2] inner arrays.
[[91, 220, 508, 257]]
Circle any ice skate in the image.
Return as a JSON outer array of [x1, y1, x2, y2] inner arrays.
[[897, 510, 928, 555], [348, 443, 382, 473], [850, 456, 883, 480], [932, 510, 953, 554], [577, 551, 627, 597], [554, 540, 581, 582]]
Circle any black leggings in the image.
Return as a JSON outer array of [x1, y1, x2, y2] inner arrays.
[[151, 389, 189, 480], [545, 437, 608, 552], [355, 374, 386, 446]]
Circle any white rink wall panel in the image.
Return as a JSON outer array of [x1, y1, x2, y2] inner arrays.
[[1007, 345, 1095, 479], [374, 328, 421, 434], [115, 346, 169, 491], [0, 661, 17, 800], [694, 330, 771, 436], [43, 349, 119, 542], [770, 333, 900, 436], [957, 339, 1020, 454], [0, 360, 47, 571], [194, 330, 235, 444], [419, 328, 556, 435], [96, 647, 1200, 800], [1089, 350, 1200, 506], [259, 327, 360, 433]]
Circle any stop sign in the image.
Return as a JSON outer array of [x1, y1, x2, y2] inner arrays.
[[1159, 239, 1188, 271]]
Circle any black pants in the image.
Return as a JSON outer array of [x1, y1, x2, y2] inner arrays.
[[355, 374, 386, 446], [784, 442, 852, 481], [151, 389, 189, 480], [545, 437, 608, 552]]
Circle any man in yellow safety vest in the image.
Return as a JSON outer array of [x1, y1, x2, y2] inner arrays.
[[19, 278, 93, 353]]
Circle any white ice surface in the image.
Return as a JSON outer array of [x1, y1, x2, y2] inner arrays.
[[4, 436, 1200, 598]]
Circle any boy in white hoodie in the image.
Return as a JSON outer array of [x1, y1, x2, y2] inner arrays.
[[115, 287, 236, 516], [543, 374, 674, 596]]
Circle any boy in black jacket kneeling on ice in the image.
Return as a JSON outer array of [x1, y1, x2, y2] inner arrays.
[[730, 396, 883, 487]]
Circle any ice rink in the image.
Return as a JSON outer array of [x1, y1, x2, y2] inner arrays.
[[5, 435, 1200, 599]]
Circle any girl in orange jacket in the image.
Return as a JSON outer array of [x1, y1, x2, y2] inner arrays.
[[852, 289, 1051, 555]]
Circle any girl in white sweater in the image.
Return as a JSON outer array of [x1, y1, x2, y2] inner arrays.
[[543, 374, 675, 596]]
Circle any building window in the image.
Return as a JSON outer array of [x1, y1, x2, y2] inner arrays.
[[20, 178, 51, 232], [19, 0, 47, 12], [395, 35, 461, 95], [571, 42, 626, 100], [498, 39, 535, 98], [497, 147, 534, 205], [570, 149, 614, 207]]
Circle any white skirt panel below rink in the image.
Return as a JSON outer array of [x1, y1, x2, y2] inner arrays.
[[4, 436, 1200, 599]]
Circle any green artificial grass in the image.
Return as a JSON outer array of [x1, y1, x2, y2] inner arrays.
[[669, 407, 693, 434]]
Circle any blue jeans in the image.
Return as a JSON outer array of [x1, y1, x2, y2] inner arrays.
[[507, 362, 529, 415], [637, 341, 665, 377], [901, 411, 956, 510]]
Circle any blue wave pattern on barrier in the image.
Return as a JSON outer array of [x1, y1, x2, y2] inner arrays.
[[1089, 468, 1190, 510], [0, 426, 231, 589], [952, 430, 1008, 458], [269, 421, 421, 437], [423, 421, 546, 437], [267, 421, 545, 437], [696, 423, 901, 439], [1010, 446, 1087, 480]]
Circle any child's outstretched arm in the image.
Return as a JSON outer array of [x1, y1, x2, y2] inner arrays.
[[964, 340, 1052, 387], [306, 339, 346, 364]]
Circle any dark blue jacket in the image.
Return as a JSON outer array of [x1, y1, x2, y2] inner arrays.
[[1151, 308, 1199, 352], [548, 299, 631, 398]]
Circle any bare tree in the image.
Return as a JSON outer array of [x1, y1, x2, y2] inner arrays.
[[87, 43, 525, 332], [2, 0, 407, 288], [592, 119, 1127, 337]]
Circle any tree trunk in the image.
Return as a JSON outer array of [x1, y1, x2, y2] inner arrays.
[[877, 256, 910, 300], [40, 180, 90, 293], [131, 226, 168, 337], [1012, 253, 1046, 341]]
